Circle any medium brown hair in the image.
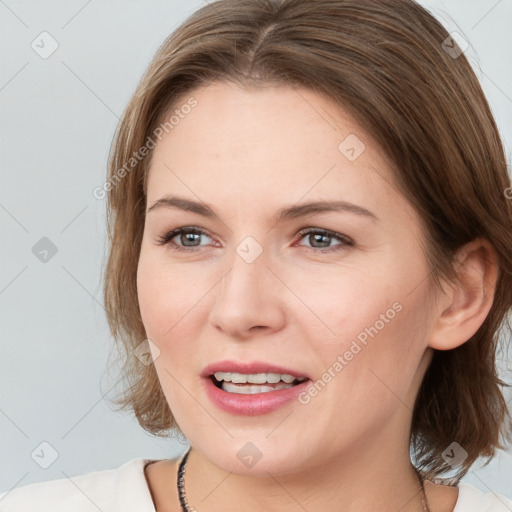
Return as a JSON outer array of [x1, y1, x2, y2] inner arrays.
[[103, 0, 512, 482]]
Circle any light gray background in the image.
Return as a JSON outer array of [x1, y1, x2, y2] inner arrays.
[[1, 0, 511, 500]]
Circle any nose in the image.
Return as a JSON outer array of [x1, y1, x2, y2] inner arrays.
[[208, 247, 286, 339]]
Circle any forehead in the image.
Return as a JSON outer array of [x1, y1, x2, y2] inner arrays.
[[145, 82, 413, 225]]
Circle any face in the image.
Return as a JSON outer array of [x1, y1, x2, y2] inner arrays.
[[137, 81, 438, 476]]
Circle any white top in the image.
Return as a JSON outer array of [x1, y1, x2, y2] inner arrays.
[[1, 458, 511, 511]]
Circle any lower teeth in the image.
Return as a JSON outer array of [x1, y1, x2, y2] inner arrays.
[[221, 381, 295, 394]]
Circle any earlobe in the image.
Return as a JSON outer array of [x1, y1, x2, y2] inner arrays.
[[427, 238, 499, 351]]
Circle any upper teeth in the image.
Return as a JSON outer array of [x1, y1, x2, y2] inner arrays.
[[214, 372, 306, 384]]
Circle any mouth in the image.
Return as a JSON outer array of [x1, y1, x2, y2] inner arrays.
[[203, 366, 313, 415], [209, 372, 309, 394]]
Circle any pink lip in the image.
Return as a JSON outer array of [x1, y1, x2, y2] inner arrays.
[[202, 375, 311, 416], [200, 360, 311, 416], [200, 360, 310, 379]]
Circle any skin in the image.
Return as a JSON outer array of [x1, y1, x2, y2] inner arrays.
[[136, 81, 499, 512]]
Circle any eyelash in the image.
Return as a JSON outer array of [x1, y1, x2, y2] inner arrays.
[[155, 226, 353, 254]]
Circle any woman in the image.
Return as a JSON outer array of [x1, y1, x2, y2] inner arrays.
[[2, 0, 511, 510]]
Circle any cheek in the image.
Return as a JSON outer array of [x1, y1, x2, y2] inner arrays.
[[292, 269, 399, 349], [326, 288, 429, 409], [300, 301, 425, 444], [137, 253, 185, 341], [302, 265, 429, 399]]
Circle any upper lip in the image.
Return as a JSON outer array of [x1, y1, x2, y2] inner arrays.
[[201, 360, 310, 379]]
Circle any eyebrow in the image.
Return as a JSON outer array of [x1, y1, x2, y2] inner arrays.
[[146, 195, 379, 223]]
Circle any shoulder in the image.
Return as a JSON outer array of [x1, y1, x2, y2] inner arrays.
[[0, 458, 157, 512], [454, 482, 512, 512]]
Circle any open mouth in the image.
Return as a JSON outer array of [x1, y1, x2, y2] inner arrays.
[[209, 373, 308, 394]]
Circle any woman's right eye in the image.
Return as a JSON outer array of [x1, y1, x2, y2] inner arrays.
[[155, 227, 214, 252]]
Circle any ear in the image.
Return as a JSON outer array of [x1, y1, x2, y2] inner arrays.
[[428, 237, 499, 351]]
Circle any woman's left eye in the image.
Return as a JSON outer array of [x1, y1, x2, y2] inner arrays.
[[295, 228, 353, 252], [155, 227, 353, 253]]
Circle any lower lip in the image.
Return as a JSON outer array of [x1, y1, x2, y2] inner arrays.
[[203, 376, 311, 416]]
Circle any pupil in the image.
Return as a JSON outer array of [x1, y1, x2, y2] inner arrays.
[[312, 233, 329, 247], [183, 233, 199, 246]]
